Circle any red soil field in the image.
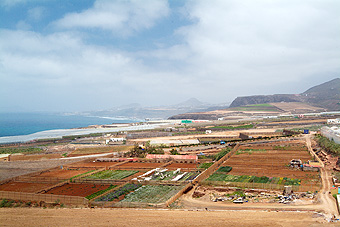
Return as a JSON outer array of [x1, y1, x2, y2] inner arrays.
[[166, 163, 198, 169], [66, 162, 116, 168], [36, 169, 89, 179], [10, 154, 61, 161], [222, 146, 320, 189], [116, 162, 162, 169], [0, 182, 54, 193], [44, 183, 111, 197]]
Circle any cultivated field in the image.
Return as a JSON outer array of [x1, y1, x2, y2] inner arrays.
[[0, 182, 54, 193], [215, 141, 321, 191], [44, 183, 111, 197]]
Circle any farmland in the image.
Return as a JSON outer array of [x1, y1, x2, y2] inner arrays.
[[95, 183, 142, 202], [120, 185, 183, 204], [213, 142, 320, 191], [0, 182, 54, 193], [85, 170, 139, 180], [44, 183, 111, 197]]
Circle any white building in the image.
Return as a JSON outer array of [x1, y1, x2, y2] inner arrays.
[[327, 119, 340, 124]]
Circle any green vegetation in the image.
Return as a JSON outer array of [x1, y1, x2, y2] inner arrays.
[[0, 147, 42, 154], [206, 174, 301, 185], [316, 135, 340, 156], [121, 185, 183, 204], [85, 185, 117, 200], [96, 184, 142, 202], [125, 142, 164, 158], [172, 131, 205, 136], [86, 170, 138, 180], [150, 171, 199, 181], [199, 162, 213, 169], [69, 170, 95, 182], [213, 147, 232, 161], [230, 104, 279, 112], [62, 133, 103, 140], [209, 124, 254, 130], [236, 149, 266, 155], [216, 166, 232, 173], [170, 148, 180, 155]]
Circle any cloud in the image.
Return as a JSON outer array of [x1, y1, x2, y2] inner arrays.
[[165, 0, 340, 92], [1, 0, 339, 112], [27, 6, 45, 21], [55, 0, 170, 36]]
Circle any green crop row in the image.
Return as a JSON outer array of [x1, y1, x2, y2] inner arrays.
[[198, 162, 213, 169], [0, 147, 42, 154], [121, 185, 183, 204], [206, 174, 301, 185], [86, 170, 138, 180], [85, 185, 117, 200]]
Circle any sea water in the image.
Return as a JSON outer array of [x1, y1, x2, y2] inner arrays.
[[0, 112, 135, 137]]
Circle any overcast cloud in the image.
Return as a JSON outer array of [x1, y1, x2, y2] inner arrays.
[[0, 0, 339, 112]]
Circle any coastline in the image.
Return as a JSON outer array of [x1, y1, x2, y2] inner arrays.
[[0, 123, 169, 144]]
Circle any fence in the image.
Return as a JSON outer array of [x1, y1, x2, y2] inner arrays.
[[200, 181, 321, 192], [14, 176, 67, 184], [0, 191, 88, 205], [193, 144, 240, 184]]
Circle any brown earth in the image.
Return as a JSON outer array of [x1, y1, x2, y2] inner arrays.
[[166, 163, 198, 169], [0, 158, 88, 182], [222, 145, 320, 191], [66, 161, 117, 168], [36, 169, 89, 179], [117, 162, 163, 169], [44, 183, 111, 197], [10, 153, 62, 161], [0, 182, 54, 193], [0, 208, 332, 227]]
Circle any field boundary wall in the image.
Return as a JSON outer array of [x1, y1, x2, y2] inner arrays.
[[165, 144, 240, 207], [193, 144, 240, 184], [0, 191, 88, 205]]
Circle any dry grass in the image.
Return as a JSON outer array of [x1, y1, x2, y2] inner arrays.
[[71, 146, 133, 155]]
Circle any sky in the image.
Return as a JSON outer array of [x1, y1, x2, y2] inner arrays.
[[0, 0, 339, 112]]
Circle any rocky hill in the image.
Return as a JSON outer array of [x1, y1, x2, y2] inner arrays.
[[230, 78, 340, 111]]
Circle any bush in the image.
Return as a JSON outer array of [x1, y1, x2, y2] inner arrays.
[[213, 147, 231, 161], [199, 163, 213, 169], [216, 166, 232, 173]]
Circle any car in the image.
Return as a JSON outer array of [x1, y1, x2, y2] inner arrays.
[[233, 198, 244, 204]]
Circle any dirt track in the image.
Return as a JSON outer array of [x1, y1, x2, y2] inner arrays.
[[0, 208, 333, 227]]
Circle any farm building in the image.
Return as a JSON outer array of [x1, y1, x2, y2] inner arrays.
[[290, 159, 302, 168], [105, 137, 126, 144], [303, 161, 321, 172], [0, 154, 10, 162], [321, 126, 340, 144], [327, 119, 340, 124]]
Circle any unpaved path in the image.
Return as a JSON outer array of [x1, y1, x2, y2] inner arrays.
[[0, 208, 332, 227]]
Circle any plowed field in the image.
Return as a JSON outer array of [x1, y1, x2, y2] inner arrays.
[[222, 145, 320, 190], [0, 182, 54, 193], [117, 162, 162, 169], [35, 169, 89, 178], [44, 183, 110, 197], [66, 162, 116, 168], [166, 163, 198, 169]]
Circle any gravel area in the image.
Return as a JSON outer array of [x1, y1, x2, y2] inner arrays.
[[0, 158, 87, 182]]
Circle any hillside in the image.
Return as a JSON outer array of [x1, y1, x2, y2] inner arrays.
[[230, 78, 340, 111], [169, 78, 339, 120]]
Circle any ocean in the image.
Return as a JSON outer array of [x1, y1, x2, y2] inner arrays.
[[0, 112, 135, 137]]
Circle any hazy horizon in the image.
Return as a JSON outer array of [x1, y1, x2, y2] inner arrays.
[[1, 0, 339, 112]]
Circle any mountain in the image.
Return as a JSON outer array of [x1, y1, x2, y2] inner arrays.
[[82, 98, 227, 120], [230, 78, 340, 111], [301, 78, 340, 111]]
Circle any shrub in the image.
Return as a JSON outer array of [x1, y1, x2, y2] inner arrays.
[[216, 166, 232, 173]]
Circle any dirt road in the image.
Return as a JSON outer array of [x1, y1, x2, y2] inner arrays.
[[0, 208, 332, 227]]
